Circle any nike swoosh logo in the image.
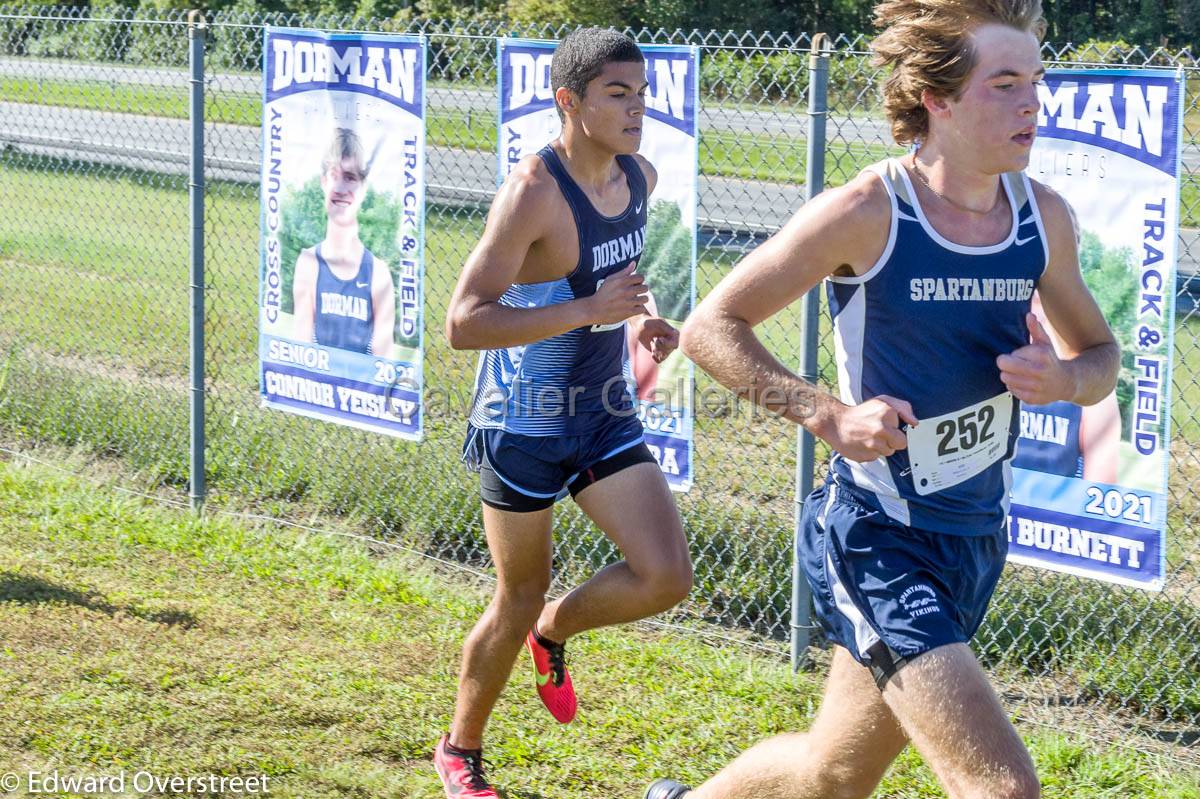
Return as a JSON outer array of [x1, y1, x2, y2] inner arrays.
[[635, 203, 643, 213], [536, 668, 552, 687], [355, 281, 369, 288], [1015, 235, 1037, 246]]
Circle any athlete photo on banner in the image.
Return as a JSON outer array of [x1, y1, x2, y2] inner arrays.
[[497, 38, 699, 491], [1011, 68, 1182, 589], [258, 28, 426, 440]]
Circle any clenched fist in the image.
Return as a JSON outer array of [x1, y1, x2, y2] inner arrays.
[[585, 262, 648, 327], [827, 394, 919, 462], [996, 313, 1074, 405]]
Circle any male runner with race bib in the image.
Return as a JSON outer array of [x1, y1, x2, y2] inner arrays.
[[646, 1, 1118, 797]]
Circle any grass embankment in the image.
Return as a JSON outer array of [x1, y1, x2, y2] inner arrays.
[[0, 456, 1196, 797]]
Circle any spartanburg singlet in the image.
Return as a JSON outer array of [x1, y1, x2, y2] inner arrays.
[[826, 158, 1049, 535], [468, 144, 649, 436]]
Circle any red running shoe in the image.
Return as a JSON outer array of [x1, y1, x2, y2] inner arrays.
[[434, 735, 498, 798], [525, 628, 577, 723]]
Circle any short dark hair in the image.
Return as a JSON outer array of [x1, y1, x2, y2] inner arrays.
[[551, 27, 644, 120]]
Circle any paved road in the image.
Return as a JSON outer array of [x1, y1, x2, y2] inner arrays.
[[0, 100, 802, 233], [5, 55, 1200, 167], [0, 56, 844, 135], [2, 98, 1198, 294], [0, 56, 907, 140]]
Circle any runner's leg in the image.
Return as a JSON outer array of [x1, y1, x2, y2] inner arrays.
[[450, 503, 554, 749], [880, 643, 1038, 799], [688, 646, 909, 799], [536, 461, 691, 642]]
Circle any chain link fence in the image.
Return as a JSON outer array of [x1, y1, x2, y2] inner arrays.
[[1, 3, 1198, 758]]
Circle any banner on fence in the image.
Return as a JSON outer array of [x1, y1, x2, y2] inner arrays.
[[496, 38, 699, 490], [257, 28, 426, 439], [1011, 68, 1182, 589]]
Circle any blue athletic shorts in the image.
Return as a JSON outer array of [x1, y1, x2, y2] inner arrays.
[[462, 413, 655, 512], [797, 478, 1007, 687]]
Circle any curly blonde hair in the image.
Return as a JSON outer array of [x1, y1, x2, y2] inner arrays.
[[871, 0, 1046, 146]]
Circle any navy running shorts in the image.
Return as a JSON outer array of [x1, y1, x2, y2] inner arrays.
[[797, 477, 1007, 687], [462, 413, 656, 513]]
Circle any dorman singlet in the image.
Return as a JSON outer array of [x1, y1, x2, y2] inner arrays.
[[468, 145, 649, 435]]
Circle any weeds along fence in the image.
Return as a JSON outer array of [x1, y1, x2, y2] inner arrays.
[[1, 4, 1199, 755]]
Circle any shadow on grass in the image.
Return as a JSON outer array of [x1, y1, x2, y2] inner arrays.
[[1000, 688, 1200, 746], [0, 571, 197, 628], [1144, 727, 1200, 746]]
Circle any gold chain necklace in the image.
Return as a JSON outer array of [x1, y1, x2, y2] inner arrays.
[[909, 156, 1001, 216]]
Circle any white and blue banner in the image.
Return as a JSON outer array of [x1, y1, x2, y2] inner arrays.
[[1011, 69, 1183, 589], [258, 28, 426, 439], [497, 38, 699, 491]]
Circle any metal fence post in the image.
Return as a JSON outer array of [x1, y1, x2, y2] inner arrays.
[[188, 10, 206, 510], [791, 32, 830, 672]]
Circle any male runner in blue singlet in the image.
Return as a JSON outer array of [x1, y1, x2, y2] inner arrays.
[[646, 1, 1118, 797], [434, 28, 692, 799], [293, 128, 395, 356]]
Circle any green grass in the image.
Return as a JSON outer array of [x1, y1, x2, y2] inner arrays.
[[2, 135, 1200, 732], [0, 150, 810, 636], [0, 456, 1196, 797]]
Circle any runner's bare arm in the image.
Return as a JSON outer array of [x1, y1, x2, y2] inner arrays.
[[292, 249, 318, 344], [998, 184, 1118, 406], [682, 172, 918, 461], [446, 157, 647, 350]]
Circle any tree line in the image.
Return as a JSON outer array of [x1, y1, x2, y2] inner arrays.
[[10, 0, 1199, 50]]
